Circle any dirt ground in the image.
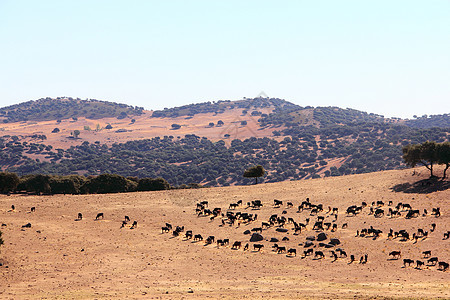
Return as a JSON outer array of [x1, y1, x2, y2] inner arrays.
[[0, 166, 449, 299]]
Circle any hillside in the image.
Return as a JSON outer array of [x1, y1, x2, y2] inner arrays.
[[0, 97, 449, 186], [0, 97, 144, 123], [1, 167, 449, 299]]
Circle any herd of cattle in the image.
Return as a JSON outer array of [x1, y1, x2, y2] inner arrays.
[[162, 198, 448, 272]]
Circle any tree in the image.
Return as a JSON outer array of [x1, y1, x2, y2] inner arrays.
[[73, 130, 80, 139], [171, 124, 181, 130], [403, 141, 438, 177], [217, 120, 224, 126], [137, 177, 170, 191], [52, 128, 60, 133], [241, 121, 247, 126], [208, 122, 214, 127], [437, 142, 450, 178], [243, 165, 265, 184], [105, 124, 113, 129], [0, 172, 20, 193], [18, 174, 52, 195], [82, 174, 135, 194]]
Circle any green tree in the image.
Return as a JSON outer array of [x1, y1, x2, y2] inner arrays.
[[243, 165, 265, 184], [18, 174, 52, 195], [82, 174, 135, 194], [437, 142, 450, 178], [73, 130, 81, 138], [403, 141, 438, 177], [137, 177, 170, 191], [0, 172, 20, 193]]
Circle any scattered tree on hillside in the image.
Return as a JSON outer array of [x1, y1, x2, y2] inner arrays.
[[52, 128, 60, 133], [171, 124, 181, 130], [137, 177, 170, 191], [73, 130, 80, 139], [243, 165, 265, 184], [241, 121, 247, 126], [217, 120, 224, 126], [105, 124, 113, 129], [208, 122, 214, 127]]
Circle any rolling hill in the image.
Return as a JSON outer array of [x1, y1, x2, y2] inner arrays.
[[0, 97, 449, 187]]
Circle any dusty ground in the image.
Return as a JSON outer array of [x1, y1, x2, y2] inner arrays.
[[0, 107, 283, 150], [0, 166, 449, 299]]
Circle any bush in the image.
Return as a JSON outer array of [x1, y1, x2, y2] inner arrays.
[[171, 124, 181, 130], [18, 174, 52, 194], [137, 177, 170, 191], [52, 128, 60, 133], [105, 124, 113, 129], [82, 174, 136, 194]]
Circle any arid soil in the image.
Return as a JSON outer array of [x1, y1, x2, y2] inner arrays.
[[0, 166, 449, 299], [0, 107, 283, 150]]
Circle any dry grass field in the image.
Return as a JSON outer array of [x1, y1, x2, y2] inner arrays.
[[0, 107, 283, 150], [0, 166, 449, 299]]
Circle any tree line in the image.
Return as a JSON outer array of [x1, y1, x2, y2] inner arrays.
[[0, 173, 172, 195]]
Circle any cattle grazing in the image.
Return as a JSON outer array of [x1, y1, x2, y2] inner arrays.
[[223, 239, 230, 245], [165, 223, 173, 230], [253, 244, 264, 251], [403, 259, 414, 267], [422, 209, 428, 217], [229, 203, 238, 210], [185, 230, 193, 239], [125, 216, 130, 222], [175, 226, 184, 233], [217, 239, 224, 247], [121, 221, 127, 228], [95, 213, 104, 220], [131, 221, 138, 229], [161, 226, 170, 233], [374, 209, 384, 218], [361, 202, 367, 208], [287, 248, 296, 256], [77, 213, 83, 220], [286, 202, 293, 208], [427, 257, 438, 266], [359, 256, 365, 264], [273, 199, 283, 207], [376, 200, 384, 207], [330, 250, 338, 262], [405, 210, 420, 219], [30, 207, 36, 212], [172, 230, 180, 237], [312, 221, 324, 231], [349, 255, 355, 264], [332, 207, 338, 215], [438, 262, 449, 271], [388, 200, 393, 206], [243, 243, 249, 251], [342, 223, 348, 229], [11, 205, 15, 211], [431, 207, 441, 217], [331, 224, 338, 232], [251, 227, 263, 233], [422, 251, 431, 258], [314, 251, 325, 259], [324, 222, 332, 230], [444, 231, 450, 240], [302, 249, 313, 258], [200, 201, 208, 207], [389, 251, 401, 259], [415, 260, 424, 269], [277, 246, 286, 254], [22, 223, 32, 228], [237, 200, 243, 206], [430, 223, 436, 232], [194, 234, 203, 241], [206, 236, 215, 244], [337, 248, 347, 258], [231, 241, 242, 250]]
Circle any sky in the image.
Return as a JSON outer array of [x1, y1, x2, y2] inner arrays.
[[0, 0, 449, 118]]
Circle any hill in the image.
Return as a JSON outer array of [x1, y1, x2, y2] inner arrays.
[[0, 97, 144, 123], [0, 97, 449, 186], [0, 167, 448, 299]]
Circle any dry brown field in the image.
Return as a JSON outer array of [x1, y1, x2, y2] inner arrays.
[[0, 166, 449, 299], [0, 108, 283, 150]]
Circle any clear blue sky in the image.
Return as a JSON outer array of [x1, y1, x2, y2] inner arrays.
[[1, 0, 449, 118]]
